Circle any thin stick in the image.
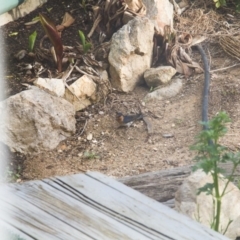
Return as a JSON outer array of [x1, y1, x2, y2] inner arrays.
[[75, 65, 99, 81], [79, 119, 88, 136], [62, 63, 76, 82], [60, 63, 88, 108], [210, 63, 240, 73]]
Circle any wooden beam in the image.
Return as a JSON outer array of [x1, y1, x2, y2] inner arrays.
[[119, 163, 240, 205]]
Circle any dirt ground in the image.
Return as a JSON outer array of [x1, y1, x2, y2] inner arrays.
[[2, 0, 240, 182]]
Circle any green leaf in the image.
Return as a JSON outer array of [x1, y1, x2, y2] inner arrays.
[[28, 31, 37, 52], [78, 30, 86, 47], [32, 16, 40, 21], [46, 7, 53, 13], [197, 183, 214, 195], [8, 32, 18, 37], [39, 13, 63, 72], [78, 30, 91, 53], [84, 42, 92, 53]]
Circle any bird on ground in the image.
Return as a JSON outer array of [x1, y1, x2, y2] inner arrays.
[[116, 112, 143, 127]]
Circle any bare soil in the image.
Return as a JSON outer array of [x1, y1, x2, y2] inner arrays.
[[2, 0, 240, 182]]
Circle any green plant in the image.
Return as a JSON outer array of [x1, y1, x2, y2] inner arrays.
[[83, 151, 99, 159], [213, 0, 240, 10], [213, 0, 226, 8], [28, 30, 37, 52], [80, 0, 87, 13], [6, 165, 21, 182], [78, 30, 92, 53], [191, 111, 240, 233], [39, 13, 63, 72]]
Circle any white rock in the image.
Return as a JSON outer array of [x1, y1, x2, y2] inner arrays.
[[33, 77, 65, 97], [109, 17, 154, 92], [145, 78, 182, 101], [144, 66, 177, 87], [122, 11, 135, 25], [175, 170, 240, 239], [87, 133, 93, 141], [142, 0, 173, 34], [64, 75, 96, 111], [0, 88, 76, 154]]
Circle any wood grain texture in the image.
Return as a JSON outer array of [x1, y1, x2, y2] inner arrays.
[[119, 163, 240, 203], [0, 172, 229, 240]]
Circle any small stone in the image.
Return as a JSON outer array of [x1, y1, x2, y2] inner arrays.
[[172, 123, 175, 127], [99, 111, 104, 115], [87, 133, 93, 141], [100, 166, 108, 171], [60, 144, 67, 151], [144, 66, 177, 87], [14, 50, 27, 60], [139, 168, 146, 173], [16, 179, 22, 183], [162, 133, 174, 138], [26, 70, 32, 75]]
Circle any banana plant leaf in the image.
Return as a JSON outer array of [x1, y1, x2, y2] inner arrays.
[[39, 13, 63, 72]]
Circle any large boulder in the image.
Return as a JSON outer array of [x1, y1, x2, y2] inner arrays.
[[175, 170, 240, 240], [0, 88, 76, 154], [142, 0, 173, 34], [109, 17, 154, 92]]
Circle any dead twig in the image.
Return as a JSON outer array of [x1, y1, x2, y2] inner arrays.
[[75, 65, 99, 81], [210, 63, 240, 73], [79, 119, 88, 136]]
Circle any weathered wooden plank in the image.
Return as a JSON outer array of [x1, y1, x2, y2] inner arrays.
[[54, 172, 228, 240], [0, 220, 34, 240], [0, 172, 230, 240], [43, 178, 170, 240], [1, 179, 168, 240], [0, 185, 92, 240], [119, 163, 240, 203]]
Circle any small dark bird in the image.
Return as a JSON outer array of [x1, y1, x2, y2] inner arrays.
[[116, 112, 143, 127]]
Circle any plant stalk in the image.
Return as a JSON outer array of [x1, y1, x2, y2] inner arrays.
[[213, 160, 221, 232]]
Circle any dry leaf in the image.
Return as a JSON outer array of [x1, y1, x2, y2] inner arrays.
[[124, 0, 146, 16], [57, 12, 75, 32]]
